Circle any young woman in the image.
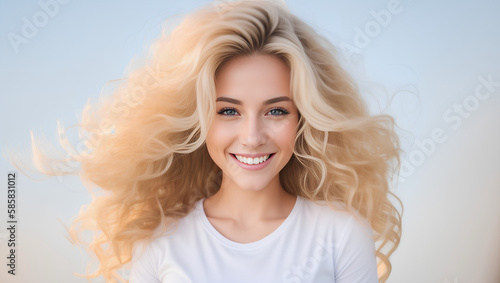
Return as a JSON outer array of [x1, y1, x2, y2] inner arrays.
[[9, 0, 402, 282]]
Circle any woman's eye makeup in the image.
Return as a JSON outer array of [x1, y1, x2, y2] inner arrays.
[[216, 107, 289, 116], [217, 107, 238, 116], [268, 107, 289, 116]]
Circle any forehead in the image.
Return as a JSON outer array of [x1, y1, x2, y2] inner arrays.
[[214, 54, 291, 100]]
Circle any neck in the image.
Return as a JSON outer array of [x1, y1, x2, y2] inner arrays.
[[204, 175, 297, 226]]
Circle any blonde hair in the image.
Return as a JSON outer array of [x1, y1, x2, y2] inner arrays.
[[5, 0, 402, 282]]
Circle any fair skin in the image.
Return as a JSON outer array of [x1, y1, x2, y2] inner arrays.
[[204, 54, 299, 243]]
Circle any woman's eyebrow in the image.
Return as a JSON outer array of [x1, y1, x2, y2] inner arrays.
[[216, 96, 290, 105]]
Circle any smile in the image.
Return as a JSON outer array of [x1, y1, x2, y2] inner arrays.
[[230, 153, 275, 170], [233, 154, 273, 165]]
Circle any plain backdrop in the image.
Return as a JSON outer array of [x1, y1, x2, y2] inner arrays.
[[1, 0, 499, 282]]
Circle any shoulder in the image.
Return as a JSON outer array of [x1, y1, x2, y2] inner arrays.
[[300, 197, 368, 226], [298, 197, 374, 246], [298, 198, 378, 282], [130, 237, 161, 282], [131, 201, 199, 252]]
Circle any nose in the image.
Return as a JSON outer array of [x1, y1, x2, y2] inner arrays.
[[239, 115, 267, 148]]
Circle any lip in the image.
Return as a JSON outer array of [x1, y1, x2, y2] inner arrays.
[[230, 153, 275, 171]]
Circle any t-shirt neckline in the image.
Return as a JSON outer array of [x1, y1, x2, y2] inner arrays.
[[196, 195, 303, 250]]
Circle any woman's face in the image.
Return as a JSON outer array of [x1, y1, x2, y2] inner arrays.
[[206, 54, 299, 192]]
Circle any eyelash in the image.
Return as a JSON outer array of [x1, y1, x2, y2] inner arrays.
[[217, 107, 289, 116]]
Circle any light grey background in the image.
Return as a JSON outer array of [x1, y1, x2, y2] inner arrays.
[[1, 0, 499, 282]]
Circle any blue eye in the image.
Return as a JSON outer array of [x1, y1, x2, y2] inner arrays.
[[217, 107, 238, 116], [268, 107, 289, 116], [217, 107, 289, 116]]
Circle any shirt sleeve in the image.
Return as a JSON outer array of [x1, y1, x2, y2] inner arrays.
[[333, 215, 379, 283], [129, 239, 161, 283]]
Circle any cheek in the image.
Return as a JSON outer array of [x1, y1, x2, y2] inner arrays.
[[270, 119, 297, 150], [206, 121, 232, 153]]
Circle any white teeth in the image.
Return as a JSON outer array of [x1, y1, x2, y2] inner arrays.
[[235, 154, 271, 165]]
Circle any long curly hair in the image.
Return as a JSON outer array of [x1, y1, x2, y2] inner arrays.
[[5, 0, 403, 282]]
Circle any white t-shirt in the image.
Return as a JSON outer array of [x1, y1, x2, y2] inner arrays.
[[129, 196, 379, 283]]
